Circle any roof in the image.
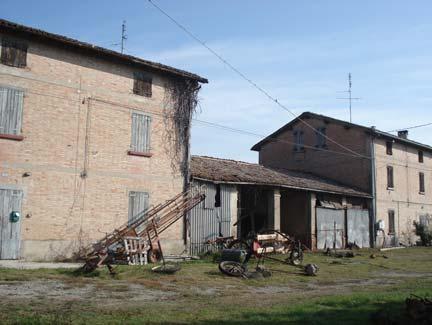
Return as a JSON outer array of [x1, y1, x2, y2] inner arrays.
[[0, 19, 207, 83], [190, 156, 371, 198], [251, 111, 432, 152]]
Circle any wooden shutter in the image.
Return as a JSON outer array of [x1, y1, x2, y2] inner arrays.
[[128, 191, 150, 222], [419, 172, 425, 193], [133, 72, 152, 97], [316, 127, 326, 148], [388, 210, 395, 234], [0, 87, 24, 135], [387, 166, 394, 188], [131, 113, 151, 153], [386, 141, 393, 155], [1, 39, 27, 68]]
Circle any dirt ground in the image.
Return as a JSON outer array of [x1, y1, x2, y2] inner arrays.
[[0, 247, 431, 324]]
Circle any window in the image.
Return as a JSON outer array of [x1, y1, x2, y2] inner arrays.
[[387, 166, 394, 189], [419, 172, 425, 193], [214, 184, 221, 207], [418, 151, 424, 163], [1, 39, 27, 68], [293, 130, 304, 152], [388, 210, 395, 234], [133, 72, 152, 97], [0, 87, 24, 136], [315, 127, 327, 148], [386, 141, 393, 155], [129, 113, 151, 155], [128, 191, 149, 223]]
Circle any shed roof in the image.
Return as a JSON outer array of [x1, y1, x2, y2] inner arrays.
[[0, 19, 207, 83], [251, 111, 432, 152], [190, 156, 371, 198]]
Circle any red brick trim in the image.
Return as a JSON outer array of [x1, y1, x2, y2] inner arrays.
[[0, 133, 24, 141], [127, 150, 153, 157]]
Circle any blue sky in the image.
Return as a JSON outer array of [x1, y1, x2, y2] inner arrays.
[[1, 1, 431, 162]]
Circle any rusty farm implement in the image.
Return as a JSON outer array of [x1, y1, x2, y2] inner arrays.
[[80, 186, 205, 274]]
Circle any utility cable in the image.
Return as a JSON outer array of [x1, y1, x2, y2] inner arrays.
[[147, 0, 370, 160]]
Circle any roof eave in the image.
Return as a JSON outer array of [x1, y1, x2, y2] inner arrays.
[[191, 176, 372, 199], [0, 19, 208, 84]]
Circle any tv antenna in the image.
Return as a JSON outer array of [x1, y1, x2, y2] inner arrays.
[[120, 20, 127, 54], [337, 73, 361, 123]]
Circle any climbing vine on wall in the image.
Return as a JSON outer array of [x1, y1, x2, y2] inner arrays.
[[163, 78, 200, 187]]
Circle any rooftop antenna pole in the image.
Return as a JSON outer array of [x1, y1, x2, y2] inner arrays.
[[121, 20, 127, 54], [337, 73, 361, 123]]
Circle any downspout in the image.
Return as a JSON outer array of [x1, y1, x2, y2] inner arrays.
[[370, 132, 377, 247]]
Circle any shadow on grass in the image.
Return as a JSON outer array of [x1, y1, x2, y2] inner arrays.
[[203, 300, 406, 325]]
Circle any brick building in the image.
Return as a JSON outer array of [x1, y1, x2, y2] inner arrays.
[[252, 112, 432, 246], [0, 19, 207, 261]]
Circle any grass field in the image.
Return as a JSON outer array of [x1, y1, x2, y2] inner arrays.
[[0, 247, 431, 324]]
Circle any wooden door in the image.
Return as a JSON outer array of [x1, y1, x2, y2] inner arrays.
[[0, 188, 22, 259]]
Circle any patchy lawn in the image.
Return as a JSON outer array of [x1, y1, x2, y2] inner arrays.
[[0, 247, 431, 324]]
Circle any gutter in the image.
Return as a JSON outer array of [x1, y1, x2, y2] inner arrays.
[[370, 135, 377, 247]]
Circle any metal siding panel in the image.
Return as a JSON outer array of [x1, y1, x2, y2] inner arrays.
[[189, 181, 232, 255], [347, 209, 370, 248], [316, 207, 345, 249]]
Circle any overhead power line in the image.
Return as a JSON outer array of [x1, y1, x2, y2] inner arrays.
[[387, 122, 432, 133], [147, 0, 369, 160]]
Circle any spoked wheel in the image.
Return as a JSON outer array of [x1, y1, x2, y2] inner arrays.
[[289, 248, 304, 266], [218, 261, 247, 277], [227, 239, 249, 251]]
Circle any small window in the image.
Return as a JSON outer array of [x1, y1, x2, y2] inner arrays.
[[418, 151, 424, 163], [130, 113, 151, 153], [1, 39, 27, 68], [315, 127, 327, 148], [386, 141, 393, 155], [128, 191, 149, 223], [387, 166, 394, 189], [214, 184, 221, 207], [133, 72, 152, 97], [388, 210, 395, 234], [293, 130, 304, 152], [0, 87, 24, 135], [419, 172, 425, 193]]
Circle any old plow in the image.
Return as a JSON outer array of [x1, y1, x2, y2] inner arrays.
[[80, 186, 205, 274]]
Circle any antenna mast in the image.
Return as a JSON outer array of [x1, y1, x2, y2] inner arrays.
[[337, 73, 361, 123], [121, 20, 127, 54]]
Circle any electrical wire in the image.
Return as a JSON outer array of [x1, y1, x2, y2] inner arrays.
[[147, 0, 370, 160], [387, 122, 432, 133]]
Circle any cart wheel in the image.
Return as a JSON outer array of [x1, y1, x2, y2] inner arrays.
[[227, 239, 249, 251], [218, 261, 246, 277], [289, 249, 304, 266]]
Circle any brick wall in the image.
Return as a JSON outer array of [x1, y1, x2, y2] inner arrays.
[[258, 116, 372, 192], [374, 138, 432, 245], [0, 32, 192, 260]]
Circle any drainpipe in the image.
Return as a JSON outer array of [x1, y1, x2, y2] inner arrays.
[[370, 132, 377, 247]]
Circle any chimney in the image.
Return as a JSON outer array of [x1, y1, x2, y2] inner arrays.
[[398, 130, 408, 139]]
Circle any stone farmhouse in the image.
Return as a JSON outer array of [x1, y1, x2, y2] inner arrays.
[[0, 19, 207, 261]]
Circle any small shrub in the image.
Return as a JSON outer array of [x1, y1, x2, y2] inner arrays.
[[413, 221, 432, 246]]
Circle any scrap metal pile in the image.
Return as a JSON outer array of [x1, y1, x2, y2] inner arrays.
[[80, 186, 205, 274]]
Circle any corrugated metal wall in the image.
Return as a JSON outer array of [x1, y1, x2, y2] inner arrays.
[[189, 180, 234, 255]]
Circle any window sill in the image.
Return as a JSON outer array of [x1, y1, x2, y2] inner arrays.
[[0, 133, 24, 141], [387, 187, 394, 191], [127, 150, 153, 157], [419, 192, 425, 195]]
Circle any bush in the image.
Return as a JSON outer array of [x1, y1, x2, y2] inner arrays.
[[413, 221, 432, 246]]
